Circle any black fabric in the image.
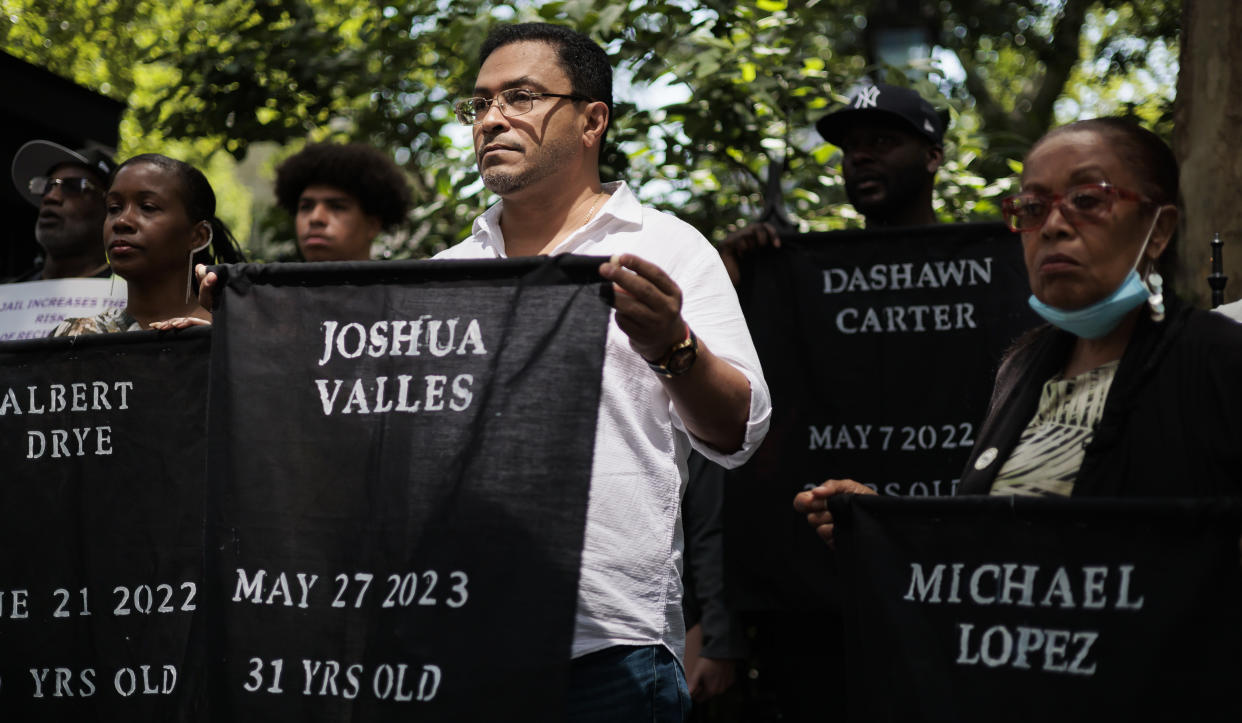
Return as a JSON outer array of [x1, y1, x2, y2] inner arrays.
[[683, 454, 747, 660], [205, 257, 611, 721], [0, 329, 211, 720], [959, 298, 1242, 497], [830, 494, 1242, 722], [724, 223, 1038, 612]]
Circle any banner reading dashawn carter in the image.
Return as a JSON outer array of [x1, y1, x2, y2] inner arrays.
[[0, 330, 211, 721], [205, 258, 611, 721], [725, 223, 1039, 611], [830, 495, 1242, 723]]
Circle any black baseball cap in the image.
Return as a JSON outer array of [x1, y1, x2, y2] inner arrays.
[[816, 82, 948, 146], [11, 140, 116, 207]]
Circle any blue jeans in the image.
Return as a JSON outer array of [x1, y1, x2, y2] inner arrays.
[[566, 644, 691, 722]]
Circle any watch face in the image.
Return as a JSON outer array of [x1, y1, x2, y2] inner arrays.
[[666, 346, 697, 375]]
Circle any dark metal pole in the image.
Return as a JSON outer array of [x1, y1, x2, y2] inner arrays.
[[1208, 232, 1227, 308], [757, 156, 795, 232]]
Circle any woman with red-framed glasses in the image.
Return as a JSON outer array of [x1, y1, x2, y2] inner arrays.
[[797, 117, 1242, 544]]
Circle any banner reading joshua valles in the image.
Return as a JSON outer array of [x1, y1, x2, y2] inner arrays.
[[0, 330, 211, 721], [726, 223, 1039, 610], [829, 495, 1242, 722], [205, 258, 610, 721]]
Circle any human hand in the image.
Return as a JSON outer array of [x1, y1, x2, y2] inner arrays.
[[148, 316, 211, 331], [195, 264, 220, 310], [687, 656, 737, 702], [598, 253, 686, 363], [719, 222, 780, 285], [792, 479, 876, 548]]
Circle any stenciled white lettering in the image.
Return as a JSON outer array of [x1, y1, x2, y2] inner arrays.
[[318, 317, 488, 366], [835, 303, 978, 335], [3, 381, 132, 416], [902, 562, 1147, 613], [823, 258, 993, 294], [956, 623, 1099, 677], [313, 375, 475, 417]]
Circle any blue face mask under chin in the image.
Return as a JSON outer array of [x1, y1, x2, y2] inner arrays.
[[1028, 270, 1150, 339], [1027, 209, 1163, 340]]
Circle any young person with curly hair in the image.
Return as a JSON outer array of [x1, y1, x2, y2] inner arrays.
[[273, 143, 413, 262]]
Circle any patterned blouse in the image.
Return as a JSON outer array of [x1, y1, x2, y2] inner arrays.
[[989, 360, 1120, 497], [49, 308, 141, 337]]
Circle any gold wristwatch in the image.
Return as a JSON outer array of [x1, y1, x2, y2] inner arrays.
[[645, 325, 699, 378]]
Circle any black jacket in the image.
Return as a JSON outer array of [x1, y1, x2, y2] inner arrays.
[[959, 299, 1242, 497]]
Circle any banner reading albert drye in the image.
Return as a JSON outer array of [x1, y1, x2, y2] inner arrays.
[[0, 330, 211, 721], [726, 224, 1038, 611], [206, 258, 610, 721], [830, 495, 1242, 723]]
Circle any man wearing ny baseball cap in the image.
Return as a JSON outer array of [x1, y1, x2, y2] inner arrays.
[[815, 81, 947, 228], [718, 81, 948, 283], [7, 140, 115, 282], [711, 82, 950, 721]]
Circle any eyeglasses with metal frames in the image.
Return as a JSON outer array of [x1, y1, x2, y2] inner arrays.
[[29, 176, 102, 198], [453, 88, 594, 125], [1001, 183, 1153, 233]]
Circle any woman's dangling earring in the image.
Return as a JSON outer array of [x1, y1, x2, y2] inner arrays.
[[1147, 269, 1165, 322], [106, 246, 117, 296], [187, 224, 213, 304]]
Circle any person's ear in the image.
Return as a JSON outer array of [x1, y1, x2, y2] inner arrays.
[[189, 220, 212, 254], [1146, 204, 1179, 262], [925, 144, 945, 174], [582, 101, 610, 152]]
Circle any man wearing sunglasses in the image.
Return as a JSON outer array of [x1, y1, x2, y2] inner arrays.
[[437, 22, 770, 721], [8, 140, 115, 282]]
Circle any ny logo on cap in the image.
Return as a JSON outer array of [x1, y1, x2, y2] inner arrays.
[[853, 86, 881, 109]]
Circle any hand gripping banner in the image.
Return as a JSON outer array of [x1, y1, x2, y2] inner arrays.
[[724, 223, 1039, 611], [829, 494, 1242, 722], [0, 329, 212, 721], [204, 258, 610, 721]]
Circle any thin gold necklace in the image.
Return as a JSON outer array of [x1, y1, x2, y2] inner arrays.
[[581, 193, 602, 227]]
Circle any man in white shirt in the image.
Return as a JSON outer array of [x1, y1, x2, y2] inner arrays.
[[437, 22, 770, 721]]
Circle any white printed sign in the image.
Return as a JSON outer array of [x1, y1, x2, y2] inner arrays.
[[0, 278, 127, 341]]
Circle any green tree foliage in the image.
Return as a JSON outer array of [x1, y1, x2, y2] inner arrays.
[[932, 0, 1179, 172], [3, 0, 1180, 257], [2, 0, 262, 242], [146, 0, 500, 258]]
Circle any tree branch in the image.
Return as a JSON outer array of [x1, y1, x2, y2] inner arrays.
[[1025, 0, 1092, 139]]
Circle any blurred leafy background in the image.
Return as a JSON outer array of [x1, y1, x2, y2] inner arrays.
[[0, 0, 1179, 260]]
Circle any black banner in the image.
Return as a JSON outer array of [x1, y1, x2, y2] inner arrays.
[[725, 223, 1039, 610], [0, 330, 211, 720], [830, 494, 1242, 722], [206, 258, 610, 721]]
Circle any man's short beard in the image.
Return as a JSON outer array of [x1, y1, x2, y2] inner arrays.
[[36, 216, 103, 259], [846, 174, 930, 225], [479, 134, 579, 196], [481, 168, 529, 195]]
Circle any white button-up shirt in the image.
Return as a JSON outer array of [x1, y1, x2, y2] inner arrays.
[[436, 181, 771, 660]]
